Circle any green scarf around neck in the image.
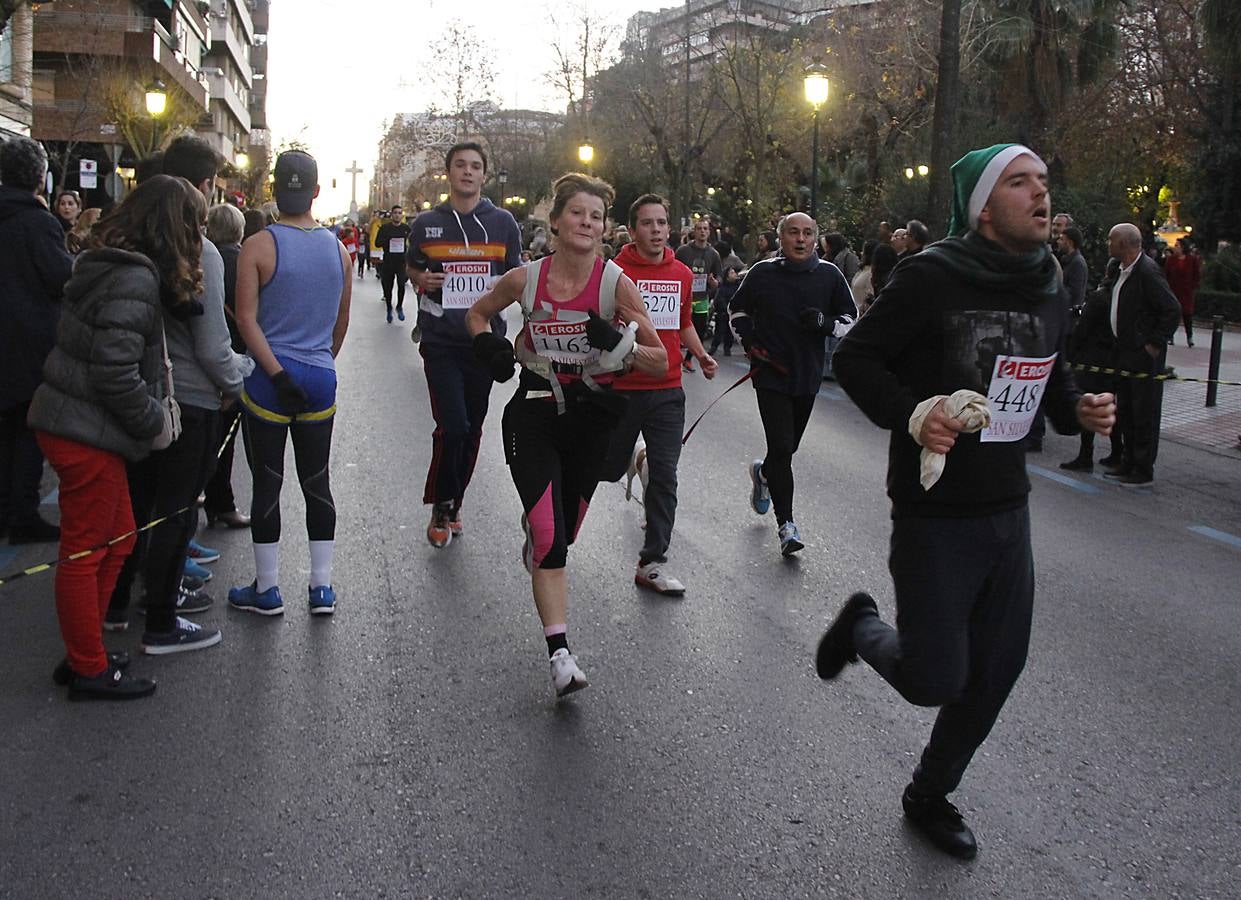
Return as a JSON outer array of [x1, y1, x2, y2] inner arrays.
[[918, 231, 1060, 304]]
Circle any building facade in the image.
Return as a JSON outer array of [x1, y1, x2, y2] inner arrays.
[[1, 4, 35, 139]]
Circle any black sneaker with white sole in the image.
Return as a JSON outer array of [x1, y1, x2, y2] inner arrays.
[[141, 616, 222, 655]]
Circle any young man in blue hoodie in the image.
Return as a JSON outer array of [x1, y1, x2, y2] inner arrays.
[[406, 143, 522, 548]]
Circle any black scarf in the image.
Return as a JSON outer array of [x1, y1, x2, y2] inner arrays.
[[918, 231, 1059, 304]]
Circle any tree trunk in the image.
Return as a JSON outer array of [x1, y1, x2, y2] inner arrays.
[[926, 0, 962, 237]]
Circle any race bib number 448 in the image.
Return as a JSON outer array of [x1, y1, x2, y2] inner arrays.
[[981, 353, 1056, 442], [637, 279, 681, 330], [441, 261, 494, 309]]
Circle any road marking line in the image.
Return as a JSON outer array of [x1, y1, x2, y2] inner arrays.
[[1027, 464, 1102, 494], [1188, 525, 1241, 549]]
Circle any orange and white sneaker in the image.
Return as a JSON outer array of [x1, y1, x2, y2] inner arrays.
[[426, 503, 453, 548], [635, 560, 686, 596], [448, 504, 463, 537]]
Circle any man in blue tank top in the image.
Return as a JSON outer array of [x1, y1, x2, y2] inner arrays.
[[228, 150, 353, 618], [406, 142, 522, 549]]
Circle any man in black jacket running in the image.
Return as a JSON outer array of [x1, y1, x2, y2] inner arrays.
[[823, 143, 1116, 860]]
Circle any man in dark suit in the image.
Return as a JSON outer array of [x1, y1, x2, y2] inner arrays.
[[1103, 223, 1180, 486]]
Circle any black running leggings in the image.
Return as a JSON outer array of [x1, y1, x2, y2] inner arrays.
[[381, 266, 407, 308], [755, 388, 815, 525], [242, 414, 336, 544]]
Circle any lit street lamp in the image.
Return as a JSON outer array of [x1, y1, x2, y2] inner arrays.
[[236, 151, 250, 170], [803, 63, 829, 222], [498, 168, 508, 205], [578, 142, 594, 173], [145, 79, 167, 152]]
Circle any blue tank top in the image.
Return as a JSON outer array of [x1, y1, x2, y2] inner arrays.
[[258, 223, 343, 369]]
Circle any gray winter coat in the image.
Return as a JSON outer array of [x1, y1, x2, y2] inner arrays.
[[27, 248, 165, 461]]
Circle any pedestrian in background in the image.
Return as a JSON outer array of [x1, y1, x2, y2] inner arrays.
[[28, 174, 206, 699], [52, 189, 82, 233], [1164, 238, 1201, 347], [202, 203, 252, 529], [0, 136, 73, 546]]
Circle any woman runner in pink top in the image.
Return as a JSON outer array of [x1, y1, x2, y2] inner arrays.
[[465, 173, 666, 698]]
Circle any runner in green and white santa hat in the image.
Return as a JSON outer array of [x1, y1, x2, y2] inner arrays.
[[947, 143, 1041, 237]]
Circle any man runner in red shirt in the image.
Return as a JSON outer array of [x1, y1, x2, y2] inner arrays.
[[601, 194, 717, 594]]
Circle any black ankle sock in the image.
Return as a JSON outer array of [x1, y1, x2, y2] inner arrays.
[[546, 632, 569, 656]]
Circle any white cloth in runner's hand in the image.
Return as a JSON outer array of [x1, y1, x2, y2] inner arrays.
[[908, 389, 992, 491]]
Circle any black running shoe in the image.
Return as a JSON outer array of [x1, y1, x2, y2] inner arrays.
[[902, 784, 978, 860], [815, 592, 878, 680]]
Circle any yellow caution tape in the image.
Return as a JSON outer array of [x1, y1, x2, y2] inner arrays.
[[0, 412, 242, 590]]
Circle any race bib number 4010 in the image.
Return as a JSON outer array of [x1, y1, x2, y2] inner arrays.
[[980, 353, 1056, 442], [441, 261, 494, 309], [637, 279, 681, 330]]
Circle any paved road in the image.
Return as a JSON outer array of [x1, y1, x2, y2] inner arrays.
[[2, 273, 1238, 897]]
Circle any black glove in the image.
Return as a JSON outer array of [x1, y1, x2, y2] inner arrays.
[[472, 331, 516, 383], [271, 370, 308, 416], [798, 307, 826, 333], [585, 310, 622, 352]]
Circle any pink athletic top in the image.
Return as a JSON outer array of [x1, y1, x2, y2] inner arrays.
[[519, 256, 617, 386]]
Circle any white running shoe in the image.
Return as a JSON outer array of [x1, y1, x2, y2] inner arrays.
[[549, 648, 588, 697], [625, 438, 648, 501], [634, 560, 686, 596]]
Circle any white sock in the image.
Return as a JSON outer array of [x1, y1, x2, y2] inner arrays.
[[309, 540, 334, 589], [254, 542, 280, 592]]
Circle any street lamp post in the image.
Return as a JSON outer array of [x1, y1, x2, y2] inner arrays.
[[578, 142, 594, 174], [144, 79, 167, 153], [498, 168, 508, 206], [803, 64, 829, 223]]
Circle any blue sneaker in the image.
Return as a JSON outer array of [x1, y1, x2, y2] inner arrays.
[[309, 585, 336, 616], [184, 557, 212, 581], [749, 460, 771, 515], [396, 308, 406, 322], [385, 306, 393, 323], [186, 539, 220, 564], [228, 581, 284, 616]]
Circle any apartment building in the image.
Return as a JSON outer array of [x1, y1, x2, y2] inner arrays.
[[1, 5, 35, 139], [196, 0, 268, 169]]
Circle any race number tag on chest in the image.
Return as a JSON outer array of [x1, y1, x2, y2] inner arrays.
[[441, 261, 494, 309], [980, 353, 1056, 442], [691, 273, 708, 294], [637, 279, 681, 330], [389, 237, 406, 254], [526, 310, 598, 366]]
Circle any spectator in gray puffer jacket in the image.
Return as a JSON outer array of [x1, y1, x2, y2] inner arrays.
[[28, 174, 209, 700], [0, 136, 73, 545]]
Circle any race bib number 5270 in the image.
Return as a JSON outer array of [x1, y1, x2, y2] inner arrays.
[[980, 353, 1056, 442], [636, 279, 681, 330]]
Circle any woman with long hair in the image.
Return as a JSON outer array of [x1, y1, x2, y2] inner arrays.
[[102, 163, 251, 652], [53, 189, 82, 232], [28, 175, 206, 699], [465, 172, 666, 697]]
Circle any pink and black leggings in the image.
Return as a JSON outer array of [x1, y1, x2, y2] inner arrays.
[[501, 391, 614, 570]]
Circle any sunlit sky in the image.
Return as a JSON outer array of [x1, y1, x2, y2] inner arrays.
[[264, 0, 671, 215]]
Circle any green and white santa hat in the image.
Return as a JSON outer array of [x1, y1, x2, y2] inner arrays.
[[947, 143, 1042, 237]]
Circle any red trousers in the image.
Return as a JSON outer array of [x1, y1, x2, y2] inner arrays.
[[35, 432, 135, 677]]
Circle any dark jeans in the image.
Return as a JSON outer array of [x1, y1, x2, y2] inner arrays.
[[203, 410, 242, 515], [686, 311, 710, 361], [755, 389, 815, 525], [420, 343, 493, 507], [108, 405, 219, 633], [853, 507, 1033, 797], [356, 253, 366, 277], [709, 308, 733, 353], [600, 387, 685, 565], [243, 413, 336, 545], [0, 401, 44, 529], [381, 266, 407, 308], [1117, 355, 1164, 479]]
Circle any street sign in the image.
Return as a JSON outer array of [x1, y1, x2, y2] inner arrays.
[[79, 158, 98, 190]]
